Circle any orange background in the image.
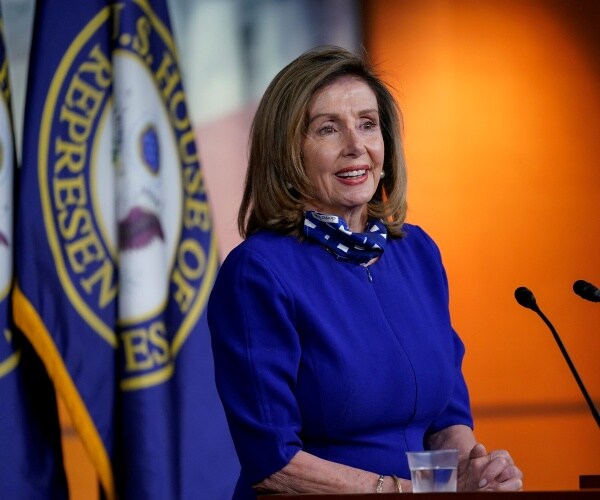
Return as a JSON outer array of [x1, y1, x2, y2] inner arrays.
[[363, 0, 600, 491]]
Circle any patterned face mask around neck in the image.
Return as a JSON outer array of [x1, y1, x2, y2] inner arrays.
[[303, 211, 387, 264]]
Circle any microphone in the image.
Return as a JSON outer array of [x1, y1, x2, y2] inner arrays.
[[573, 280, 600, 303], [514, 286, 538, 310], [514, 286, 600, 428]]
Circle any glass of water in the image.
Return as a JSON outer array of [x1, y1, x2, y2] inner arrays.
[[406, 449, 458, 493]]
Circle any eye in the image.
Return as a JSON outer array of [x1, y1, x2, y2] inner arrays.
[[361, 119, 379, 130], [317, 124, 336, 135]]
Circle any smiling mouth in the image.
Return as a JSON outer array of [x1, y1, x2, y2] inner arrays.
[[118, 207, 164, 251], [336, 168, 367, 179]]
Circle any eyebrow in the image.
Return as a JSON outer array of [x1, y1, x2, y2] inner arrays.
[[307, 108, 379, 125]]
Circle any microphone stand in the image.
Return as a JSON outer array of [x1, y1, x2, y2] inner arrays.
[[530, 304, 600, 428]]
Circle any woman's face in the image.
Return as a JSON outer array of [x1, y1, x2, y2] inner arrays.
[[301, 75, 384, 226]]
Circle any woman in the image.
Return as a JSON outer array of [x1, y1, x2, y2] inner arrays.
[[208, 46, 523, 497]]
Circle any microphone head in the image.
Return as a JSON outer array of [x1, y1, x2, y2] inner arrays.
[[573, 280, 600, 302], [515, 286, 538, 310]]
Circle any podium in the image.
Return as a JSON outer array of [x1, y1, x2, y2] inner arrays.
[[258, 475, 600, 498], [261, 493, 597, 499], [580, 475, 600, 489]]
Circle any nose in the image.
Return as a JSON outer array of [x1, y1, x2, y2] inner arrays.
[[342, 127, 365, 157]]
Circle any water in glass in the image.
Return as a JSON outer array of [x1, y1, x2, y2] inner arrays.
[[411, 466, 457, 493]]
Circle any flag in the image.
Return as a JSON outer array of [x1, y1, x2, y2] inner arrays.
[[0, 8, 68, 500], [13, 1, 239, 498]]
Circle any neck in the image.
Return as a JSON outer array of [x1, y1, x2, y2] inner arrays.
[[345, 211, 368, 233]]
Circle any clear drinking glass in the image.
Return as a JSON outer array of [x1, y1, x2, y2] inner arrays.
[[406, 449, 458, 493]]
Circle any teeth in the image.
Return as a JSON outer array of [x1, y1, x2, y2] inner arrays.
[[337, 169, 366, 178]]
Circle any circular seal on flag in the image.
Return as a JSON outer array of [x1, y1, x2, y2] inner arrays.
[[39, 3, 217, 389]]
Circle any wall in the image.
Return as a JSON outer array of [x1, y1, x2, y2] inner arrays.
[[363, 0, 600, 491]]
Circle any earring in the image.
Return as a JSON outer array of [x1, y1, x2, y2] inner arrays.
[[286, 182, 293, 190], [380, 170, 385, 179]]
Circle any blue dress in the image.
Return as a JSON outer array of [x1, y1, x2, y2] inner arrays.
[[208, 223, 473, 498]]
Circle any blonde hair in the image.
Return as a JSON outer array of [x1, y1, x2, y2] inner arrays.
[[238, 45, 407, 239]]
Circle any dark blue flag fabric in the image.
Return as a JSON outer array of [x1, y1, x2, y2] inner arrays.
[[0, 10, 68, 500], [0, 9, 68, 500], [13, 1, 239, 498]]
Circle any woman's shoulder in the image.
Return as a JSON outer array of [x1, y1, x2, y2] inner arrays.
[[220, 230, 303, 272], [228, 230, 300, 255], [396, 222, 438, 246], [389, 222, 444, 261]]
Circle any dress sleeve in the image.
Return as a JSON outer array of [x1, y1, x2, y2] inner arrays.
[[426, 328, 474, 434], [207, 246, 303, 485], [412, 225, 474, 435]]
